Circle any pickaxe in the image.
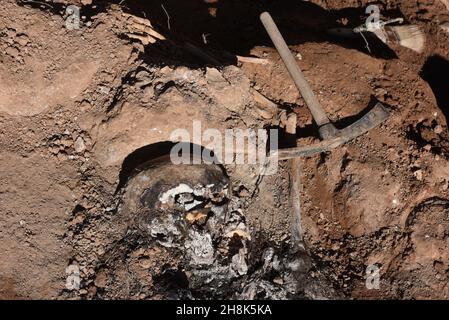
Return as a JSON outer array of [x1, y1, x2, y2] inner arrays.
[[260, 12, 390, 244]]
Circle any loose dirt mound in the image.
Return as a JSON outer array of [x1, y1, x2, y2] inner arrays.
[[1, 0, 449, 299]]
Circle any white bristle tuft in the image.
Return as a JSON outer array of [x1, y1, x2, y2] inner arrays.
[[391, 25, 426, 53]]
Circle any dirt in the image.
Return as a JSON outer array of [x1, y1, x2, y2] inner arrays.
[[1, 0, 449, 300]]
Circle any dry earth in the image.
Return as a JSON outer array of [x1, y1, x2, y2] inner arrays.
[[1, 0, 449, 299]]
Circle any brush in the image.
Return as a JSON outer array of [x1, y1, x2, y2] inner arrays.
[[382, 24, 426, 53], [354, 19, 426, 53]]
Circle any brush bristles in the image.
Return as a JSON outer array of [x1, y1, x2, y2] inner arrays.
[[391, 25, 426, 53]]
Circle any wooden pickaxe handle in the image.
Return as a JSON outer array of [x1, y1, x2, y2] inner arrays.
[[260, 12, 338, 139]]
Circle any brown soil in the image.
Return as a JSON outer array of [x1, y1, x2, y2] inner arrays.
[[1, 0, 449, 300]]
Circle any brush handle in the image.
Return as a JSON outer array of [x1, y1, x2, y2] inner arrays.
[[260, 12, 333, 131]]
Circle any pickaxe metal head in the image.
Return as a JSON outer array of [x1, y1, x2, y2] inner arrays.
[[271, 102, 389, 160]]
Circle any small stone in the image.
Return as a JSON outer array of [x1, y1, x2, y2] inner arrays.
[[160, 66, 172, 75], [206, 67, 225, 83], [440, 22, 449, 34], [424, 144, 432, 151], [136, 70, 150, 80], [15, 35, 29, 47], [74, 137, 86, 153], [60, 138, 73, 147], [434, 125, 443, 134], [94, 272, 107, 288], [139, 258, 153, 269], [442, 182, 449, 191], [142, 86, 154, 101], [81, 0, 93, 5], [79, 101, 91, 111], [331, 243, 341, 250], [57, 153, 66, 161], [414, 169, 423, 181], [98, 86, 110, 95], [5, 46, 19, 58]]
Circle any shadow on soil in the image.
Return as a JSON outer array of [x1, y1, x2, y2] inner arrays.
[[420, 55, 449, 123], [18, 0, 403, 67]]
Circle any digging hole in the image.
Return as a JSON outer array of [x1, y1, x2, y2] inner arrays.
[[420, 55, 449, 123]]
